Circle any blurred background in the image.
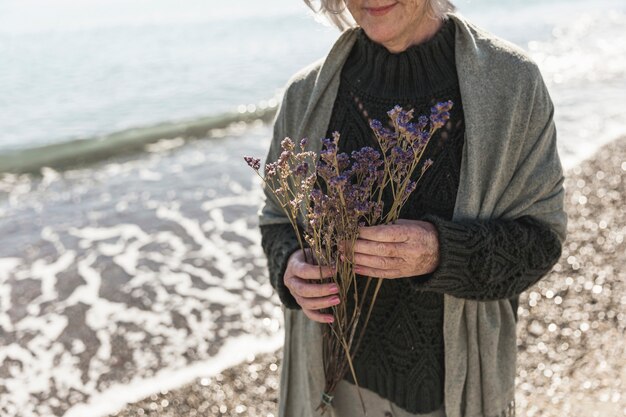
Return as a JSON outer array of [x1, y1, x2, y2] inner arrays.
[[0, 0, 624, 416]]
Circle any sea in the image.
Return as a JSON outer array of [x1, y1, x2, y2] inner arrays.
[[0, 0, 625, 416]]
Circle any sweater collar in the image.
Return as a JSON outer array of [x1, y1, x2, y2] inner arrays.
[[342, 17, 457, 99]]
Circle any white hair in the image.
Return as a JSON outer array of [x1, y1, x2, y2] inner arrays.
[[303, 0, 456, 30]]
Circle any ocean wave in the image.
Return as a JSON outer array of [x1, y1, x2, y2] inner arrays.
[[0, 124, 282, 417], [0, 103, 277, 175]]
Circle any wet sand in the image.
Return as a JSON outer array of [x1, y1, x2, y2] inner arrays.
[[108, 136, 626, 417]]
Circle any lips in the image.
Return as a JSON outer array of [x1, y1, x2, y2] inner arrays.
[[364, 2, 398, 16]]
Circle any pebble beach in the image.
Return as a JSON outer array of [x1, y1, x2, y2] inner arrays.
[[107, 137, 626, 417]]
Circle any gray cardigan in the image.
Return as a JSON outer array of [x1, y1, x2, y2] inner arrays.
[[259, 12, 567, 417]]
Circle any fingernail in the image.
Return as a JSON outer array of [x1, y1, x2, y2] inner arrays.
[[331, 297, 340, 304], [330, 285, 339, 292], [326, 317, 334, 323]]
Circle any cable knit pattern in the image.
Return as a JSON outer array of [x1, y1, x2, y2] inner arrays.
[[416, 214, 562, 299], [258, 17, 562, 415], [329, 19, 458, 413]]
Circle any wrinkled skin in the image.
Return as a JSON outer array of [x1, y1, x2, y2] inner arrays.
[[345, 0, 444, 53], [284, 220, 440, 323]]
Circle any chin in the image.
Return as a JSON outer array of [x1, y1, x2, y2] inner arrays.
[[362, 26, 399, 45]]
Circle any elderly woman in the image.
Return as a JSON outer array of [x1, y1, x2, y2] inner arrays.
[[258, 1, 566, 416]]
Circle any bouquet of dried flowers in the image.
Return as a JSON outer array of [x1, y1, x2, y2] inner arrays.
[[245, 101, 452, 414]]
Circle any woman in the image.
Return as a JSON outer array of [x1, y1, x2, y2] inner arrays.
[[259, 1, 567, 416]]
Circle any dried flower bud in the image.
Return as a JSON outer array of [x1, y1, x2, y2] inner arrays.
[[243, 156, 261, 171], [303, 173, 316, 188], [337, 153, 350, 171], [433, 100, 453, 112], [265, 162, 277, 176], [421, 158, 434, 175], [295, 162, 309, 176], [387, 105, 402, 120], [281, 137, 295, 151], [403, 181, 417, 199], [369, 119, 383, 131], [278, 150, 291, 166], [329, 174, 348, 188]]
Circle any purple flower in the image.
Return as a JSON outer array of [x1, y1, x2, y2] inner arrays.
[[337, 153, 351, 171], [329, 174, 348, 188], [353, 201, 369, 216], [429, 101, 453, 129], [320, 136, 339, 164], [277, 150, 292, 165], [369, 119, 383, 131], [387, 105, 414, 127], [316, 160, 335, 182], [371, 202, 383, 221], [244, 156, 261, 171], [403, 181, 417, 199], [371, 125, 399, 151], [387, 105, 403, 120], [421, 158, 434, 175], [300, 138, 308, 149], [390, 146, 413, 165], [398, 109, 414, 126], [351, 147, 381, 166], [303, 173, 316, 188], [430, 112, 450, 129], [295, 162, 309, 176], [433, 100, 453, 112], [265, 162, 277, 176], [281, 137, 295, 151], [321, 137, 334, 148], [310, 188, 323, 201]]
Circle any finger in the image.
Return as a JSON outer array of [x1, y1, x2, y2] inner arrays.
[[353, 264, 402, 279], [353, 239, 399, 257], [358, 224, 408, 242], [353, 252, 404, 270], [287, 277, 339, 298], [297, 294, 341, 311], [302, 308, 335, 324], [394, 219, 417, 225], [293, 261, 336, 280]]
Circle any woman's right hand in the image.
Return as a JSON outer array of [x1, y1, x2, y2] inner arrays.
[[284, 249, 340, 324]]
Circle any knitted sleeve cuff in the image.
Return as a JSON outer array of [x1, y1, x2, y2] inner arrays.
[[409, 213, 562, 300], [409, 213, 480, 294], [260, 224, 303, 310]]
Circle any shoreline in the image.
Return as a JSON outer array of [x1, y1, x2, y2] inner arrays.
[[107, 137, 626, 417], [0, 107, 277, 176]]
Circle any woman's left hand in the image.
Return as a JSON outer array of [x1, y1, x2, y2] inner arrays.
[[347, 219, 440, 279]]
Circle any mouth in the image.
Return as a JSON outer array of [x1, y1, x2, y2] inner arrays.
[[364, 2, 398, 17]]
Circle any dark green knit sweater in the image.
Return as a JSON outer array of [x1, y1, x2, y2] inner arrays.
[[260, 18, 562, 414]]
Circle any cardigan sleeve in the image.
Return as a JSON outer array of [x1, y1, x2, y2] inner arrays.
[[256, 89, 298, 308], [260, 223, 303, 310], [409, 214, 562, 300]]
